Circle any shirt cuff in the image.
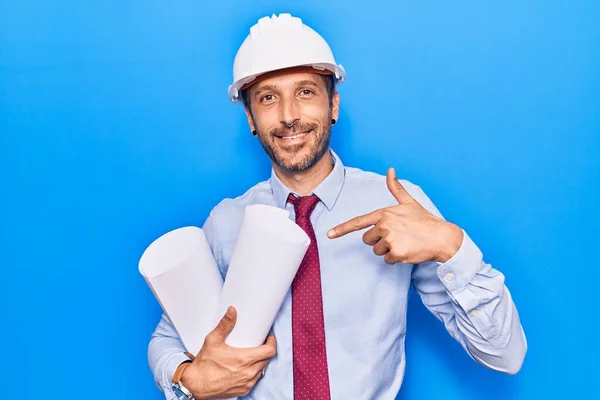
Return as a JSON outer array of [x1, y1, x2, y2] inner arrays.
[[436, 229, 483, 292]]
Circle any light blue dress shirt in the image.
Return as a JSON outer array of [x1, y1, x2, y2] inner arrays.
[[148, 149, 527, 400]]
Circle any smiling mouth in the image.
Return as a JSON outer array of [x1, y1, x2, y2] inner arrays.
[[276, 128, 314, 140]]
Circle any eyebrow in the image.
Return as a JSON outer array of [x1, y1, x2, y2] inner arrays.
[[252, 79, 322, 99], [295, 80, 321, 89], [253, 84, 276, 97]]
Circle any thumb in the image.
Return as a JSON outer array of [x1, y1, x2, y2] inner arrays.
[[211, 306, 237, 342], [386, 167, 413, 204]]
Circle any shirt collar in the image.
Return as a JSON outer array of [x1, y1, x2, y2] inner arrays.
[[270, 148, 346, 211]]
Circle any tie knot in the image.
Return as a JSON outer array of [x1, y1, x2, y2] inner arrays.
[[287, 193, 320, 218]]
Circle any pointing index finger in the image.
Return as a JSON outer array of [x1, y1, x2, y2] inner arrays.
[[327, 210, 382, 239]]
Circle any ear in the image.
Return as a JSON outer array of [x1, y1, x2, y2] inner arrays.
[[244, 106, 256, 132], [331, 91, 340, 122]]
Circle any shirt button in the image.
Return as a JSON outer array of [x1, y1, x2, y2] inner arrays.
[[445, 273, 455, 281]]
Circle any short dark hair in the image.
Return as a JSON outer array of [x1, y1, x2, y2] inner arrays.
[[241, 73, 336, 111]]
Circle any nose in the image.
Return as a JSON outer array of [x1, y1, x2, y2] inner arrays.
[[280, 96, 301, 127]]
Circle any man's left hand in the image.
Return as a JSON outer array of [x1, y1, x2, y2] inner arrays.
[[327, 168, 464, 264]]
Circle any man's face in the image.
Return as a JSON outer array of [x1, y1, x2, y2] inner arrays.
[[245, 71, 340, 173]]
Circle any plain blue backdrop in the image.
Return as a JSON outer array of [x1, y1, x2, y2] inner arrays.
[[1, 1, 599, 399]]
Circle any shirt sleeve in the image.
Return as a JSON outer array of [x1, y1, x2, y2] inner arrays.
[[147, 314, 192, 399], [146, 209, 223, 398], [409, 185, 527, 374]]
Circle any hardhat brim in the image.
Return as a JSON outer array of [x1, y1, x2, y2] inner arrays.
[[239, 65, 335, 92]]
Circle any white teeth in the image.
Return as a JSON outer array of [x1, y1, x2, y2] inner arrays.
[[280, 130, 311, 140]]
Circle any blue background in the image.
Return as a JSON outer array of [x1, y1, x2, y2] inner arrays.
[[1, 1, 599, 399]]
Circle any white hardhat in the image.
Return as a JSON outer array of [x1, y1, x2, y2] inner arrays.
[[228, 13, 346, 104]]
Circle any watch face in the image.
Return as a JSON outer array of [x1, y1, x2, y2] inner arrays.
[[172, 386, 190, 400]]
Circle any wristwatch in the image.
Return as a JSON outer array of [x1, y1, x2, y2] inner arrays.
[[172, 382, 193, 400], [172, 352, 196, 400]]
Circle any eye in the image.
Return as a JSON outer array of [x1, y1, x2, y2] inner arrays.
[[299, 89, 315, 97], [260, 94, 277, 103]]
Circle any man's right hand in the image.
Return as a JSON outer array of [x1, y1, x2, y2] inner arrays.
[[180, 306, 277, 399]]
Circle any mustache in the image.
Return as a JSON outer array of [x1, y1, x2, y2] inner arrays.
[[270, 121, 318, 138]]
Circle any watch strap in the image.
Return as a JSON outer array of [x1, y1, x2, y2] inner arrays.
[[172, 361, 192, 384], [172, 352, 196, 384], [172, 352, 197, 399]]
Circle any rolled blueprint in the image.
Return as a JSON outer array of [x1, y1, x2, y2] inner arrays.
[[139, 203, 311, 362], [216, 204, 311, 347], [139, 226, 223, 355]]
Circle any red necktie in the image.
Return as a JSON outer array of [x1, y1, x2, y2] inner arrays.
[[287, 193, 331, 400]]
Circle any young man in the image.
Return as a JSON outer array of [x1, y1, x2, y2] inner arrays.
[[148, 13, 527, 400]]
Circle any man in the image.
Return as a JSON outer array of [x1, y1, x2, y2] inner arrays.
[[148, 13, 527, 400]]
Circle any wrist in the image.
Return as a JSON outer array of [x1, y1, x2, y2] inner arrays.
[[172, 360, 195, 399], [181, 361, 210, 400], [434, 223, 463, 263], [179, 362, 194, 388], [172, 361, 192, 384]]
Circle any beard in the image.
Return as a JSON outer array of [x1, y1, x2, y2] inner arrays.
[[255, 112, 332, 173]]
